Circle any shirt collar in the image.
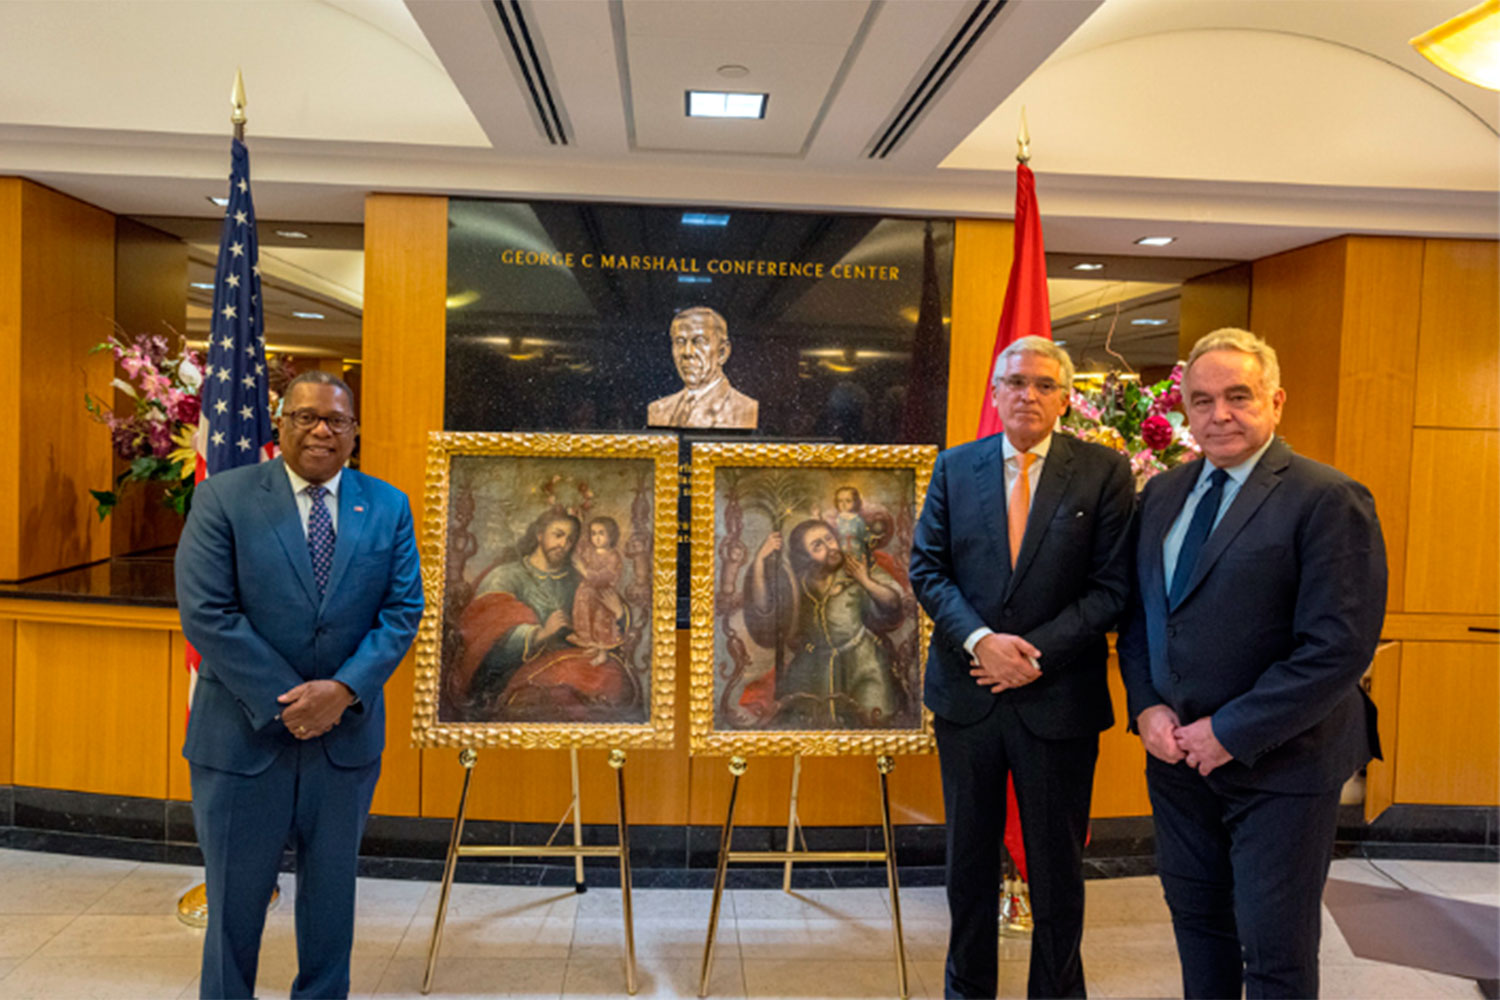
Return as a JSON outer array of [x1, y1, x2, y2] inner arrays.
[[1002, 432, 1053, 464], [1198, 434, 1275, 489], [285, 462, 343, 499]]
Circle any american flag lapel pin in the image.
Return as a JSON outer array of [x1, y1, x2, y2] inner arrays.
[[354, 505, 365, 513]]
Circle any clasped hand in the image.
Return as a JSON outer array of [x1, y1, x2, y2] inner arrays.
[[969, 633, 1041, 693], [1136, 705, 1233, 775], [278, 680, 355, 740]]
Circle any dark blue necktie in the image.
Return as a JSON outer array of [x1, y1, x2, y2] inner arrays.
[[1168, 467, 1229, 607], [307, 484, 336, 597]]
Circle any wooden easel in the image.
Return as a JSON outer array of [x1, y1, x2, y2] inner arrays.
[[697, 754, 909, 999], [422, 747, 638, 995]]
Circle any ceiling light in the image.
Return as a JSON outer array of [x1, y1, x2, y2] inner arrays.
[[686, 90, 767, 119], [189, 282, 214, 290], [1131, 318, 1169, 326], [1054, 340, 1068, 346], [682, 212, 730, 227], [274, 230, 309, 240], [717, 64, 750, 79], [677, 275, 711, 284], [206, 196, 229, 207], [1411, 0, 1500, 91], [1085, 312, 1103, 321], [1072, 262, 1105, 271], [1134, 236, 1175, 247], [292, 311, 325, 320], [445, 290, 481, 309]]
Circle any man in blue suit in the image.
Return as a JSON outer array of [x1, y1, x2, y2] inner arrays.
[[1118, 328, 1386, 999], [176, 370, 424, 999], [911, 336, 1135, 998]]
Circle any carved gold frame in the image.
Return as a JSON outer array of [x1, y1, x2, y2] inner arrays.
[[688, 442, 938, 756], [412, 431, 679, 749]]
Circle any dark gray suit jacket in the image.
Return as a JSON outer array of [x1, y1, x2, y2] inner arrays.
[[1116, 436, 1386, 793], [910, 432, 1135, 737]]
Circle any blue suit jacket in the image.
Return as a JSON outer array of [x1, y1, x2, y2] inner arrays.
[[176, 458, 424, 776], [910, 432, 1135, 737], [1117, 437, 1386, 793]]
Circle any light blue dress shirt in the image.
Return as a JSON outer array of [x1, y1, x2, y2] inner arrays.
[[1162, 436, 1276, 593]]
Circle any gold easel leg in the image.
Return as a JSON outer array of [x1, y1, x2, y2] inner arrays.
[[422, 748, 477, 996], [570, 747, 586, 892], [609, 749, 637, 995], [877, 755, 910, 1000], [699, 756, 747, 998], [782, 753, 802, 893]]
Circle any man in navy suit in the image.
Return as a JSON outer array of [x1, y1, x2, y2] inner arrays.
[[911, 336, 1135, 998], [1117, 328, 1386, 999], [176, 371, 423, 999]]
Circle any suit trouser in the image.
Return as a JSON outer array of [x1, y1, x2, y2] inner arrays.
[[191, 740, 380, 1000], [1146, 755, 1341, 999], [936, 701, 1099, 999]]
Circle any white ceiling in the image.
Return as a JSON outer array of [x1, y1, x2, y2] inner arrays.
[[0, 0, 1494, 261]]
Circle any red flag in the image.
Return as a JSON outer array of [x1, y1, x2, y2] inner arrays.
[[975, 162, 1051, 440], [975, 162, 1053, 882]]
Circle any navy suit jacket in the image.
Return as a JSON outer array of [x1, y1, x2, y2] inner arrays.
[[910, 432, 1135, 737], [176, 458, 424, 776], [1116, 437, 1386, 793]]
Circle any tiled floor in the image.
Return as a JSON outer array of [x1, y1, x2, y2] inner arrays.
[[0, 847, 1491, 998]]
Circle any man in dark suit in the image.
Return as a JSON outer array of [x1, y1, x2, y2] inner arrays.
[[1117, 328, 1386, 999], [911, 335, 1135, 998], [176, 371, 424, 999]]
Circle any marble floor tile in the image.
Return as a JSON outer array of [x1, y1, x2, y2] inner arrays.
[[577, 888, 711, 923], [892, 886, 948, 924], [571, 916, 718, 960], [373, 955, 567, 998], [1082, 876, 1173, 926], [740, 958, 906, 999], [1417, 969, 1489, 999], [563, 956, 746, 999], [0, 871, 131, 916], [396, 908, 575, 961], [1321, 960, 1468, 999], [735, 918, 901, 963], [730, 888, 890, 922], [0, 917, 73, 961], [33, 914, 202, 959], [1083, 956, 1181, 999], [0, 954, 199, 999], [83, 864, 204, 916]]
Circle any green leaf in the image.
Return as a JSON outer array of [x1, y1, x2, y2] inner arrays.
[[89, 489, 117, 520]]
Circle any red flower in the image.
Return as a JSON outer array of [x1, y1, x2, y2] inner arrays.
[[1141, 414, 1174, 452], [173, 394, 200, 425]]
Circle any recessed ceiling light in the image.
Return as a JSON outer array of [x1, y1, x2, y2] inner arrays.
[[207, 196, 229, 207], [677, 275, 712, 284], [1054, 339, 1068, 346], [1072, 262, 1105, 271], [1131, 318, 1169, 326], [686, 90, 767, 119], [1086, 312, 1103, 321], [292, 311, 325, 320], [717, 64, 750, 79], [682, 212, 730, 227], [274, 230, 309, 239], [189, 282, 214, 290], [1134, 236, 1175, 247]]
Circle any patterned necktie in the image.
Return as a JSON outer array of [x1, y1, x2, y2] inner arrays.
[[1168, 467, 1230, 606], [1008, 452, 1036, 568], [307, 484, 336, 597]]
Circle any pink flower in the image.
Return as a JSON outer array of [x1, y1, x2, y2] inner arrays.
[[120, 353, 145, 380], [1149, 387, 1182, 416], [1141, 414, 1174, 451], [148, 420, 174, 458]]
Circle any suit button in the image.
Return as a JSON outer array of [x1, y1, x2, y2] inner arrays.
[[1167, 625, 1177, 638], [1171, 672, 1181, 682]]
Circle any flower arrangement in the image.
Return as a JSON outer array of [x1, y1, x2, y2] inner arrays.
[[83, 331, 203, 518], [1060, 362, 1200, 488]]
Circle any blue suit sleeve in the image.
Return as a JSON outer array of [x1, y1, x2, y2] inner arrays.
[[331, 494, 425, 705], [1211, 479, 1388, 767], [175, 476, 306, 731], [910, 451, 988, 644], [1115, 484, 1163, 727]]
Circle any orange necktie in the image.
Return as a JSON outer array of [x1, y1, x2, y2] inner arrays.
[[1008, 452, 1035, 567]]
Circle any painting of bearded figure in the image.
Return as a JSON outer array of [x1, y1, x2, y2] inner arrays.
[[689, 443, 937, 756], [413, 432, 677, 749]]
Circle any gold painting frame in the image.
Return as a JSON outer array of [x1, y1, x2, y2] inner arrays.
[[412, 431, 678, 749], [689, 442, 938, 756]]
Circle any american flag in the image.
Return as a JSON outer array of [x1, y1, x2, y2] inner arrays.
[[195, 136, 275, 480], [187, 137, 276, 700]]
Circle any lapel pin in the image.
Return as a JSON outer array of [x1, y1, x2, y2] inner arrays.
[[354, 505, 365, 513]]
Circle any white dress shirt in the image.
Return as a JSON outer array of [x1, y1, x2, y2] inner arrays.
[[1162, 435, 1276, 592], [284, 464, 343, 537]]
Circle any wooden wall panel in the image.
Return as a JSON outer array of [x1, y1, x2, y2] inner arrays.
[[0, 180, 21, 582], [110, 217, 189, 557], [1414, 240, 1499, 430], [13, 620, 171, 798], [14, 181, 115, 580], [1392, 641, 1500, 806], [168, 630, 191, 801], [946, 219, 1013, 446], [1092, 653, 1149, 818], [1364, 642, 1400, 822], [361, 194, 448, 818], [1404, 428, 1498, 616], [0, 618, 13, 785], [1249, 238, 1346, 466], [1178, 263, 1250, 354]]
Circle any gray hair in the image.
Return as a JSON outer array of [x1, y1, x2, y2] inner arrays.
[[670, 306, 728, 341], [992, 335, 1075, 389], [1186, 328, 1281, 393]]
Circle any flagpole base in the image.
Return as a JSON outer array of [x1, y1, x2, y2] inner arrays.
[[176, 882, 280, 928]]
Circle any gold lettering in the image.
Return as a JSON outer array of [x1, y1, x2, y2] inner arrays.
[[889, 266, 899, 281], [582, 253, 594, 268], [630, 255, 642, 270]]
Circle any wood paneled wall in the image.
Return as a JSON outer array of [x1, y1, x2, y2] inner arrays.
[[1178, 263, 1250, 353], [0, 179, 115, 581]]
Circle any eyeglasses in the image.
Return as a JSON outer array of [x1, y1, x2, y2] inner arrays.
[[997, 375, 1064, 396], [286, 408, 357, 434]]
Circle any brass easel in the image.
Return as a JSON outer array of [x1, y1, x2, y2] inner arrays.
[[422, 747, 637, 996], [697, 754, 909, 999]]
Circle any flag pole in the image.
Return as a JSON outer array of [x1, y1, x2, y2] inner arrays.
[[231, 67, 247, 143]]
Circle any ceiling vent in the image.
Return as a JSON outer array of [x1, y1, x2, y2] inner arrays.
[[491, 0, 569, 145], [866, 0, 1009, 159]]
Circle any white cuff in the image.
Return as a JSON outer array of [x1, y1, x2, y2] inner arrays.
[[963, 627, 994, 655]]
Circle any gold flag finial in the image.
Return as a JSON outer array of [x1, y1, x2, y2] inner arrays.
[[231, 68, 247, 140], [1017, 107, 1031, 165]]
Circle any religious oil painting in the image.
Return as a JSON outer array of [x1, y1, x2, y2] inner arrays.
[[413, 432, 678, 749], [688, 443, 937, 756]]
